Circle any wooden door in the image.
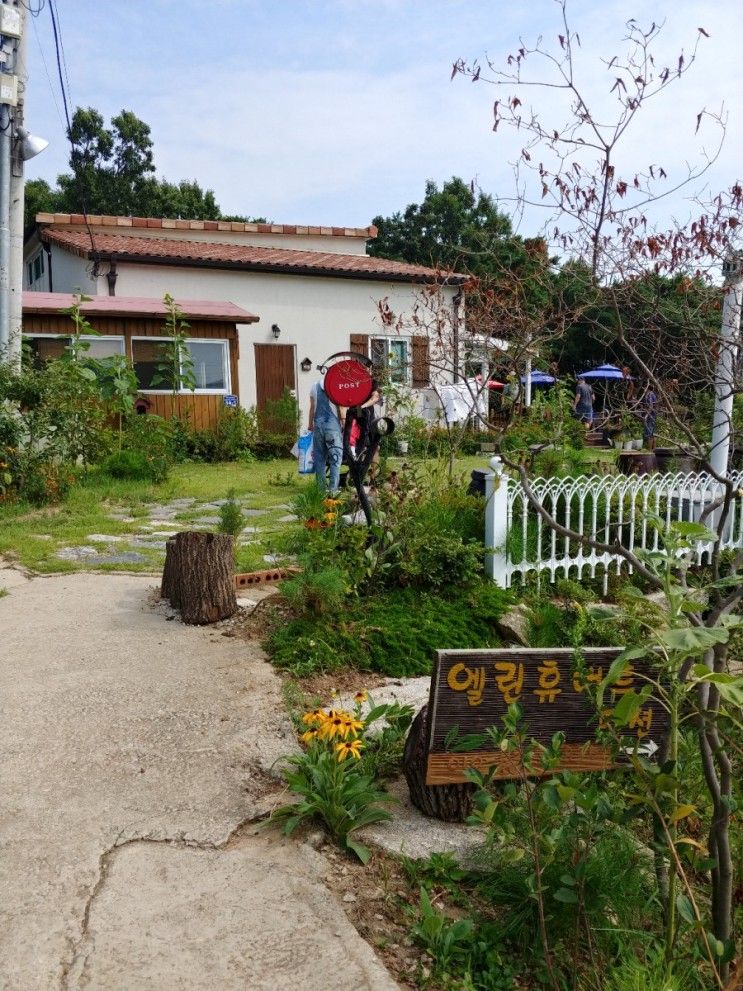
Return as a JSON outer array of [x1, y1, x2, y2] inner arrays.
[[254, 343, 297, 420]]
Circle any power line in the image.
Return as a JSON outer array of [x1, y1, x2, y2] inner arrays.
[[48, 0, 71, 107], [19, 0, 46, 16], [31, 13, 64, 132], [47, 0, 70, 132], [47, 0, 98, 262]]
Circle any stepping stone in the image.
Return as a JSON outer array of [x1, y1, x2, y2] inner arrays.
[[146, 505, 178, 517], [244, 509, 267, 517], [107, 514, 136, 523], [192, 516, 220, 525], [148, 531, 179, 538], [168, 498, 196, 507], [277, 514, 298, 523], [236, 597, 259, 609], [56, 546, 99, 561], [130, 539, 168, 550], [86, 534, 125, 543], [96, 551, 149, 564]]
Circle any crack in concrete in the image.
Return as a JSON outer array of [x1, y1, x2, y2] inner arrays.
[[58, 810, 271, 991]]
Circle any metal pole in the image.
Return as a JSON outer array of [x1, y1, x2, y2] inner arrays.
[[0, 102, 10, 358], [8, 1, 27, 367], [524, 357, 532, 408], [709, 256, 742, 478]]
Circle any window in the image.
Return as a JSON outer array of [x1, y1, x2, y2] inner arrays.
[[26, 252, 45, 286], [372, 337, 409, 385], [23, 334, 124, 365], [187, 340, 228, 391], [132, 337, 230, 393]]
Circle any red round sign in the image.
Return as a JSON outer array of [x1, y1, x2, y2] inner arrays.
[[323, 359, 373, 406]]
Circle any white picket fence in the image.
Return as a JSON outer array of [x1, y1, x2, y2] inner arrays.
[[484, 459, 743, 589]]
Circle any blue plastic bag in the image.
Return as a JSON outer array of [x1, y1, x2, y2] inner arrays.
[[297, 431, 314, 474]]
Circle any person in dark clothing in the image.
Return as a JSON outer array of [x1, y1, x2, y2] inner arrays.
[[643, 385, 658, 450], [573, 377, 595, 429]]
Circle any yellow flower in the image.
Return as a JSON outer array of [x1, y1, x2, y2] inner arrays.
[[323, 497, 342, 508], [302, 708, 328, 727], [300, 729, 318, 744], [324, 512, 337, 523], [338, 716, 365, 739], [319, 710, 347, 740], [354, 691, 368, 704], [335, 739, 364, 762]]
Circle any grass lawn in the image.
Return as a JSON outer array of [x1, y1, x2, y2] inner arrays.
[[0, 447, 621, 574]]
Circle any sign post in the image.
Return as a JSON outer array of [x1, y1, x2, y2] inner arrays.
[[425, 647, 668, 786]]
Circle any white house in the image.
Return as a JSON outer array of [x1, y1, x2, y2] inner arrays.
[[24, 213, 466, 423]]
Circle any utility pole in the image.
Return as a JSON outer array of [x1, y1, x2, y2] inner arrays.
[[0, 0, 25, 366], [8, 0, 26, 368], [709, 253, 743, 478]]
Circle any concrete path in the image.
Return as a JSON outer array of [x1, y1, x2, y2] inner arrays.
[[0, 569, 399, 991]]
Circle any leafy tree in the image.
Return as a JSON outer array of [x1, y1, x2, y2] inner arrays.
[[369, 176, 515, 277], [24, 107, 260, 226]]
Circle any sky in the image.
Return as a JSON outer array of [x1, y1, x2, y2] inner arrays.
[[23, 0, 743, 235]]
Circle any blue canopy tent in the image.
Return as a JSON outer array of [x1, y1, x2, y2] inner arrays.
[[521, 370, 556, 385], [577, 363, 630, 380]]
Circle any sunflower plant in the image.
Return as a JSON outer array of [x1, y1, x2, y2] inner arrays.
[[269, 694, 408, 863]]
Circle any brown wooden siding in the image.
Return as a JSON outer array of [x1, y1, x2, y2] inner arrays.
[[22, 313, 240, 432]]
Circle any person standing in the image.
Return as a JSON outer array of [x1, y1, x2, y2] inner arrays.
[[573, 376, 595, 430], [308, 379, 344, 493], [643, 384, 658, 450]]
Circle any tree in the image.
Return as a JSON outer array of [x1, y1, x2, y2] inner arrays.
[[24, 107, 259, 226], [384, 7, 741, 981], [369, 176, 515, 278]]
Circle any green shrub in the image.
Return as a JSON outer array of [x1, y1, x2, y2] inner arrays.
[[217, 489, 245, 539], [175, 406, 260, 463], [102, 449, 153, 480], [279, 565, 347, 615], [398, 532, 483, 589], [266, 584, 511, 678], [120, 414, 173, 483]]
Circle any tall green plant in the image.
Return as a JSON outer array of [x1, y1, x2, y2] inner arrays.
[[151, 293, 196, 417]]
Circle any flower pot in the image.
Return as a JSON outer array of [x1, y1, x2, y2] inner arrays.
[[633, 439, 643, 450], [622, 440, 633, 451], [397, 440, 409, 455]]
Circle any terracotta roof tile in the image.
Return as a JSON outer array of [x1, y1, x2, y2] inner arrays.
[[22, 291, 259, 323], [42, 229, 466, 284], [35, 212, 377, 239]]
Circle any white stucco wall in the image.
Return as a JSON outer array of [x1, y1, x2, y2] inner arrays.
[[100, 262, 456, 422], [49, 244, 96, 294]]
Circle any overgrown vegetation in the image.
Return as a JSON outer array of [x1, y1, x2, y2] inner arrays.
[[264, 468, 511, 678]]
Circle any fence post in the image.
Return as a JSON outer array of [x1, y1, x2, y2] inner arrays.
[[485, 456, 509, 587]]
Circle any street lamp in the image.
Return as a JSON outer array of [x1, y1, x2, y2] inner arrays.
[[15, 126, 48, 161]]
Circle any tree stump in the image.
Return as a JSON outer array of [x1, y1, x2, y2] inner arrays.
[[403, 706, 475, 823], [161, 531, 237, 625], [161, 536, 182, 609]]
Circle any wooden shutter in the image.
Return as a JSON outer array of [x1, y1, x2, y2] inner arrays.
[[411, 335, 430, 388], [350, 333, 369, 357]]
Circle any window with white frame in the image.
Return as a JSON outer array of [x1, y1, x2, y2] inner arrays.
[[131, 337, 230, 393], [23, 334, 125, 364], [371, 337, 409, 384]]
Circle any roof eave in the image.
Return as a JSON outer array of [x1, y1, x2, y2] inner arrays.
[[64, 249, 468, 286]]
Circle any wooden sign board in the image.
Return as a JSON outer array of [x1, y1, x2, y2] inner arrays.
[[425, 648, 668, 786]]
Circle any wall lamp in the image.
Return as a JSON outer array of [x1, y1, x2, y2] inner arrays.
[[300, 357, 312, 372], [271, 323, 281, 340]]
